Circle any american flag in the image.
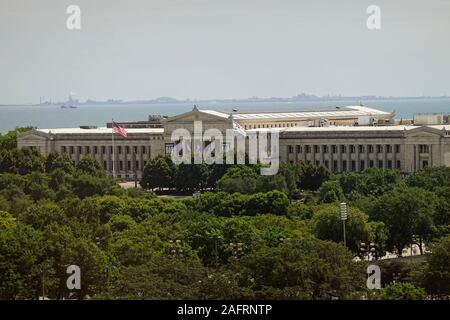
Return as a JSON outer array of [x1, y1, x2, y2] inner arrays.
[[112, 121, 128, 138]]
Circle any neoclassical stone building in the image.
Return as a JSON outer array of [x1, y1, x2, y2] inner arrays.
[[17, 105, 450, 178]]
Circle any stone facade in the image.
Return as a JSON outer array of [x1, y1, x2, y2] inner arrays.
[[17, 106, 450, 178]]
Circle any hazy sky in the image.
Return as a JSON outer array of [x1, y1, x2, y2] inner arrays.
[[1, 0, 450, 104]]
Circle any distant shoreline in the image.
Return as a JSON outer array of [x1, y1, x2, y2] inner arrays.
[[1, 96, 450, 107]]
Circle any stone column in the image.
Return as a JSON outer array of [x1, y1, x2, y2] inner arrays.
[[319, 145, 324, 166], [302, 145, 307, 163], [328, 144, 333, 171], [346, 144, 351, 172], [355, 144, 360, 172]]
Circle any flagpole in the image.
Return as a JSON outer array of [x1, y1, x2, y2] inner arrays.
[[112, 119, 116, 179]]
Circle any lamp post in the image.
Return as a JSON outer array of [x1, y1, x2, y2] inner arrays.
[[229, 242, 245, 260], [340, 202, 348, 247], [360, 242, 377, 261], [39, 263, 52, 300], [169, 239, 184, 258]]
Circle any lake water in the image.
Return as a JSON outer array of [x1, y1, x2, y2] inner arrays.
[[1, 99, 449, 134]]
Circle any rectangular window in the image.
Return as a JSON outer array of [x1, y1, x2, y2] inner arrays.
[[396, 160, 401, 169], [323, 145, 329, 153], [109, 146, 113, 154], [126, 146, 130, 154], [360, 160, 365, 171], [61, 146, 67, 153], [350, 145, 356, 154], [288, 145, 294, 154], [93, 146, 98, 154], [127, 161, 131, 171], [118, 146, 122, 154], [377, 145, 383, 153], [306, 145, 311, 154], [103, 161, 107, 169], [340, 145, 346, 153], [395, 145, 401, 153], [165, 143, 174, 155], [351, 160, 356, 171], [85, 146, 90, 154], [102, 146, 106, 154], [386, 145, 392, 153], [119, 161, 123, 171], [387, 160, 393, 169], [133, 146, 138, 154], [333, 160, 338, 172], [419, 145, 430, 153], [314, 145, 319, 153], [77, 146, 82, 154], [332, 145, 337, 154], [69, 146, 74, 154], [142, 146, 147, 154], [135, 160, 140, 170], [368, 145, 374, 153], [358, 145, 364, 153], [369, 160, 374, 168], [296, 145, 302, 153], [378, 160, 383, 168], [342, 160, 347, 172]]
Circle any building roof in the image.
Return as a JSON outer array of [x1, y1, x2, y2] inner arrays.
[[246, 125, 450, 133], [199, 106, 392, 121], [36, 127, 164, 135]]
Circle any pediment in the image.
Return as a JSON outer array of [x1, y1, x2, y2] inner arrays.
[[163, 107, 230, 124], [17, 130, 49, 141], [404, 126, 445, 138]]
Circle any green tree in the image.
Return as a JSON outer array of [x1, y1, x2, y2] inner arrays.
[[406, 167, 450, 191], [45, 152, 75, 174], [298, 162, 331, 191], [108, 256, 204, 299], [0, 127, 33, 150], [372, 186, 437, 256], [317, 180, 344, 203], [377, 282, 426, 300], [311, 204, 370, 253], [19, 201, 67, 230], [140, 155, 176, 191], [434, 187, 450, 236], [14, 148, 45, 175], [359, 168, 400, 196], [241, 238, 365, 299], [419, 235, 450, 298], [76, 157, 103, 176], [0, 224, 44, 299], [175, 162, 209, 193], [0, 210, 16, 229]]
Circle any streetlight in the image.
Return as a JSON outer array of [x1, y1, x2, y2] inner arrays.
[[392, 272, 402, 284], [169, 239, 184, 258], [340, 202, 348, 247], [39, 263, 52, 300], [229, 242, 245, 260], [360, 242, 377, 261]]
